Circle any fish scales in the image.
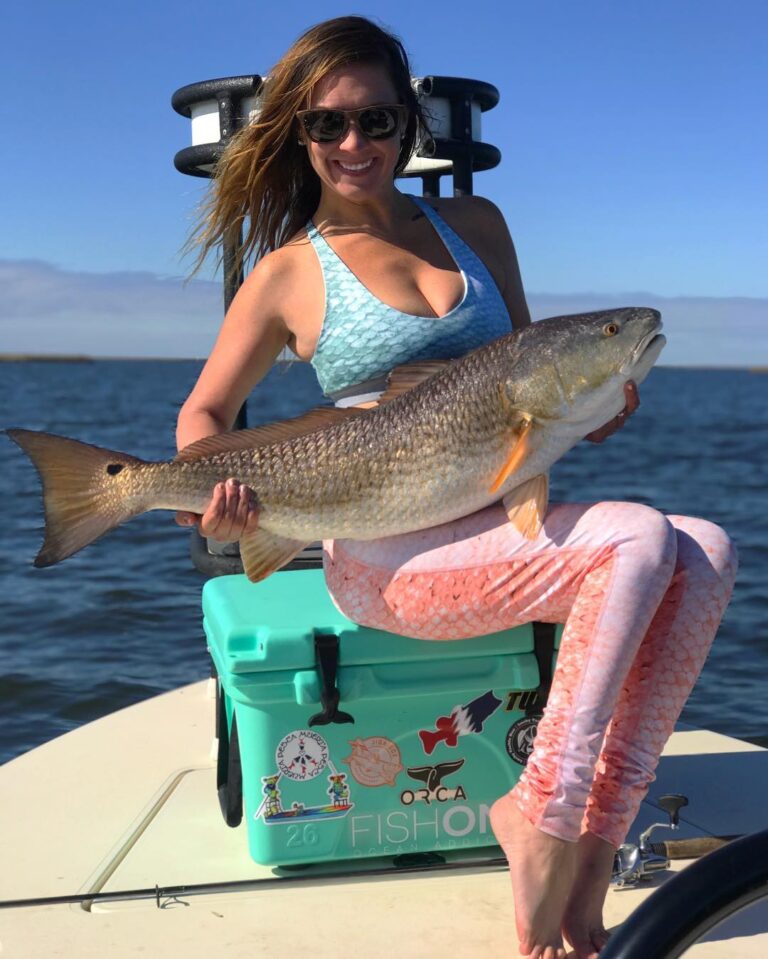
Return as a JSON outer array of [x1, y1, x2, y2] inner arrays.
[[168, 364, 510, 539], [162, 345, 514, 539]]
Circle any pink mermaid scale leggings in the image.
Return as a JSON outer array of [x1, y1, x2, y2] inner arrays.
[[323, 502, 737, 848]]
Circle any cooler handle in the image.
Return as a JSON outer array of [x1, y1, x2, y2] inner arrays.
[[293, 654, 540, 704], [341, 654, 537, 700]]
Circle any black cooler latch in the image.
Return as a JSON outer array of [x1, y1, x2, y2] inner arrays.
[[528, 622, 556, 716], [308, 633, 355, 726]]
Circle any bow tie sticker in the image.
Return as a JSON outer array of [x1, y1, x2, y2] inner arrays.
[[418, 690, 503, 755]]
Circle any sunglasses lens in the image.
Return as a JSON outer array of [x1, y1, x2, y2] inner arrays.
[[300, 106, 402, 143], [304, 110, 346, 142], [359, 107, 400, 139]]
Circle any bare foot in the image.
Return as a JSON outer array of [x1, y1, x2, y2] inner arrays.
[[561, 831, 615, 958], [490, 794, 577, 958]]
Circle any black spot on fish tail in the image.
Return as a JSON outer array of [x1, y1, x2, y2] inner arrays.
[[106, 463, 124, 475]]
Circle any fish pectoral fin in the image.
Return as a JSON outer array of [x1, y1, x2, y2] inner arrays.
[[239, 529, 311, 583], [378, 360, 453, 403], [175, 408, 361, 462], [502, 473, 549, 540], [489, 418, 534, 494]]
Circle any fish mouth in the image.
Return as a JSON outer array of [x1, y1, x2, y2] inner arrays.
[[625, 321, 666, 372]]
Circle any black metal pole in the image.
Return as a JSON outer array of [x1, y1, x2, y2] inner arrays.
[[217, 95, 236, 143], [218, 92, 247, 431], [221, 228, 247, 431], [452, 160, 473, 197], [450, 94, 475, 196], [421, 172, 441, 198]]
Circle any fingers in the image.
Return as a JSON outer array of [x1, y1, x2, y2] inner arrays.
[[175, 511, 199, 527], [613, 380, 640, 427], [612, 380, 640, 429], [199, 479, 259, 542], [624, 379, 640, 414], [584, 418, 618, 443], [585, 380, 641, 443]]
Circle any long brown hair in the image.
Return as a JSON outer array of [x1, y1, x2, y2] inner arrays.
[[188, 16, 428, 278]]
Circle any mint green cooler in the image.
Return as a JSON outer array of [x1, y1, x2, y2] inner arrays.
[[203, 570, 560, 867]]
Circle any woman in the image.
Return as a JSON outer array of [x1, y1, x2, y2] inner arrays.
[[176, 17, 736, 959]]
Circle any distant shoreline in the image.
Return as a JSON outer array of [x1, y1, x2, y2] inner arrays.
[[1, 354, 764, 372], [0, 354, 197, 363]]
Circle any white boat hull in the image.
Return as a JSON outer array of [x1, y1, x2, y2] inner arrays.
[[2, 680, 767, 957]]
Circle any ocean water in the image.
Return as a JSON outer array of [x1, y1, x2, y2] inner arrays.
[[1, 359, 766, 764]]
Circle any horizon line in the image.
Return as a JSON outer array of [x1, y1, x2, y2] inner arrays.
[[1, 353, 764, 373]]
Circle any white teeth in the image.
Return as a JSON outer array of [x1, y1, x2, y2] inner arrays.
[[337, 159, 374, 172]]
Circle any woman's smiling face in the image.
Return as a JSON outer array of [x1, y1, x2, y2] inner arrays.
[[303, 62, 405, 205]]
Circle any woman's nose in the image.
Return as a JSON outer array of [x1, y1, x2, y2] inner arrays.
[[338, 121, 368, 150]]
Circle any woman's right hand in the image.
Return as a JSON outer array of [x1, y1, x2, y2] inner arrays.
[[175, 478, 260, 542]]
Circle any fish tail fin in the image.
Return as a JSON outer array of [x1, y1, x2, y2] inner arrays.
[[6, 428, 146, 568]]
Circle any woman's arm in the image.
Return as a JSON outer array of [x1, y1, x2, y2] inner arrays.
[[477, 198, 532, 332], [175, 251, 295, 540]]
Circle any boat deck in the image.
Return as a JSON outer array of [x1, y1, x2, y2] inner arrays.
[[2, 680, 767, 957]]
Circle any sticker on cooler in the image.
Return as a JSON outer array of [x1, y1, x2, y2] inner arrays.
[[256, 729, 354, 825], [400, 759, 467, 805], [343, 736, 404, 786], [504, 689, 540, 712], [418, 690, 502, 754], [505, 715, 541, 764], [350, 803, 492, 856], [276, 729, 328, 781]]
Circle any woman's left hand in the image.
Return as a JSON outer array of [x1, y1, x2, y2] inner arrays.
[[585, 381, 640, 443]]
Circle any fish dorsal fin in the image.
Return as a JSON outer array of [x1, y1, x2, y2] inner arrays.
[[175, 408, 359, 462], [378, 361, 452, 404], [502, 473, 549, 540], [239, 529, 311, 582], [489, 417, 534, 494]]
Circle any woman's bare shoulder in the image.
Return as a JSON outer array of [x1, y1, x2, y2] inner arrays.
[[420, 195, 508, 258], [235, 229, 323, 355], [239, 232, 314, 298], [421, 194, 506, 237], [423, 195, 509, 251]]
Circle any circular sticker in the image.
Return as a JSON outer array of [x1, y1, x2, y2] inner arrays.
[[505, 716, 541, 765], [343, 736, 403, 787], [275, 729, 329, 781]]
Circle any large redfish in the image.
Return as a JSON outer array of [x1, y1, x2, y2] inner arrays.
[[6, 308, 665, 582]]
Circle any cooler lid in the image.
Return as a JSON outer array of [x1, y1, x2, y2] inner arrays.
[[202, 570, 537, 675]]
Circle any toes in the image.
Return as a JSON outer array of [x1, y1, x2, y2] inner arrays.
[[561, 931, 599, 959], [569, 942, 597, 959], [591, 928, 610, 952], [538, 947, 566, 959], [526, 943, 567, 959]]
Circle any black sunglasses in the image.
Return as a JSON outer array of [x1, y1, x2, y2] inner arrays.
[[296, 104, 406, 144]]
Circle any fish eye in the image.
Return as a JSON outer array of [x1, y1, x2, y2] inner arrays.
[[603, 322, 620, 337]]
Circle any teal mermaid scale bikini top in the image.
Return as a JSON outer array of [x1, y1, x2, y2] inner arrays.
[[307, 196, 512, 404]]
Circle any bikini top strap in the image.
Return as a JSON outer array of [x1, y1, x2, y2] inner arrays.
[[409, 196, 478, 271]]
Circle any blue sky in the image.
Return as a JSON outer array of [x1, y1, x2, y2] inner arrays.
[[2, 0, 766, 364]]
